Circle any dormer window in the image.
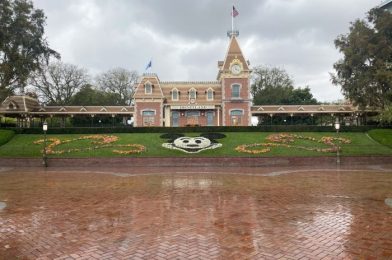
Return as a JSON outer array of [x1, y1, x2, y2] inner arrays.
[[7, 101, 17, 110], [172, 89, 179, 101], [206, 88, 214, 101], [189, 88, 197, 100], [145, 83, 152, 94]]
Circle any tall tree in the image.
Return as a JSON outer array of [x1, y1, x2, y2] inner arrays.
[[251, 66, 293, 98], [69, 85, 123, 106], [30, 61, 89, 105], [252, 65, 318, 105], [96, 68, 138, 105], [0, 0, 59, 100], [331, 8, 392, 110]]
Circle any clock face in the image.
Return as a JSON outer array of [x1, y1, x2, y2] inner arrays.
[[231, 64, 241, 75]]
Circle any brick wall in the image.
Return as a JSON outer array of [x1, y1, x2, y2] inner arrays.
[[135, 102, 162, 127], [222, 77, 251, 126]]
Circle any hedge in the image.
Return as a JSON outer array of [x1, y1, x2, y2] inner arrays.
[[0, 130, 15, 146], [2, 125, 391, 134]]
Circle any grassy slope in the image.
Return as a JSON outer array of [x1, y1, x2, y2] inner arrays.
[[0, 132, 391, 158], [368, 129, 392, 148], [0, 130, 15, 146]]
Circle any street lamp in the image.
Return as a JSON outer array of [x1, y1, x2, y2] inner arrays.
[[43, 121, 48, 167], [334, 120, 340, 165]]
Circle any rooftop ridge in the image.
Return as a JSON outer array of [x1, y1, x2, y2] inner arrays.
[[161, 81, 220, 84]]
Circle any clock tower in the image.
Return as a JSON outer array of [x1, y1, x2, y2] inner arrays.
[[217, 34, 252, 126]]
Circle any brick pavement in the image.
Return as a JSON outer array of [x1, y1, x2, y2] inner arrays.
[[0, 165, 391, 259]]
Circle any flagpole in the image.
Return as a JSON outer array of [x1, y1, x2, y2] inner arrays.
[[232, 4, 234, 33]]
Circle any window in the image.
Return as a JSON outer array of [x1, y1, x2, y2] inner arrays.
[[230, 110, 243, 126], [172, 89, 179, 101], [186, 111, 200, 117], [142, 110, 155, 126], [172, 111, 180, 127], [142, 111, 155, 116], [145, 83, 152, 94], [207, 89, 214, 101], [189, 89, 197, 100], [186, 111, 199, 126], [231, 84, 240, 98]]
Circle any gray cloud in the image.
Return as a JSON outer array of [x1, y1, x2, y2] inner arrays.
[[33, 0, 377, 101]]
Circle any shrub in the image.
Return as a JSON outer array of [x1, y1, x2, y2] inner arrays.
[[0, 130, 15, 146], [160, 133, 185, 142], [200, 133, 227, 141], [2, 125, 391, 134]]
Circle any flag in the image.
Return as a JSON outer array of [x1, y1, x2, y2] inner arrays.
[[232, 6, 239, 17], [145, 60, 152, 70]]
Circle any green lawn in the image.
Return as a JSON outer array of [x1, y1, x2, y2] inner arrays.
[[0, 130, 15, 146], [368, 129, 392, 148], [0, 131, 391, 158]]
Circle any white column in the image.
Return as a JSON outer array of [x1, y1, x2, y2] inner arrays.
[[165, 106, 171, 127]]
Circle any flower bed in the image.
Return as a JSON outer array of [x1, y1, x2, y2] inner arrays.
[[235, 133, 351, 155], [33, 135, 145, 155]]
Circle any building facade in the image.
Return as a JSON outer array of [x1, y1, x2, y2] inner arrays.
[[0, 35, 372, 128], [133, 35, 252, 127]]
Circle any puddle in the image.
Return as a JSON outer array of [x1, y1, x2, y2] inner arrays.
[[162, 177, 221, 189], [386, 198, 392, 208], [0, 202, 6, 210]]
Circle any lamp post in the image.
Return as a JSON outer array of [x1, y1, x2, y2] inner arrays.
[[334, 120, 340, 165], [43, 121, 48, 167]]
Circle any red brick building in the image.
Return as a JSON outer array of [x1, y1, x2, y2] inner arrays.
[[0, 36, 367, 128], [133, 35, 252, 127]]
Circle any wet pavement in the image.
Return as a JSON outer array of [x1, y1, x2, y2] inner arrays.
[[0, 165, 391, 259]]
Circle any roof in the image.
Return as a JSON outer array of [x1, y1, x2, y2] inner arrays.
[[0, 96, 135, 115], [222, 36, 250, 71], [251, 105, 357, 114], [217, 36, 250, 80], [0, 96, 40, 113], [379, 0, 392, 9], [32, 106, 134, 115]]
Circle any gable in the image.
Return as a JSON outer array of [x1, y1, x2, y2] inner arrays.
[[222, 36, 250, 72]]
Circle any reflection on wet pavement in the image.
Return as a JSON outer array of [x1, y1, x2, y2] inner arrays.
[[0, 167, 391, 259]]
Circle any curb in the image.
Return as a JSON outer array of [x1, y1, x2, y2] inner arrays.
[[0, 156, 392, 168]]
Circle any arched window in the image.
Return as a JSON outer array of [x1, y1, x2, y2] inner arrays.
[[189, 88, 197, 100], [231, 84, 240, 98], [172, 89, 179, 101], [207, 89, 214, 101], [145, 83, 152, 94], [230, 109, 243, 126]]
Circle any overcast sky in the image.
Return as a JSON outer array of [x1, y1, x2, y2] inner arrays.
[[32, 0, 381, 102]]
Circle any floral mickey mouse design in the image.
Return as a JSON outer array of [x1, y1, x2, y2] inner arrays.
[[161, 133, 225, 153]]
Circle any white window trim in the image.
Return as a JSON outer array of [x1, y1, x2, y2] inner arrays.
[[171, 88, 179, 101], [206, 88, 214, 101], [231, 83, 242, 99], [229, 109, 244, 116], [144, 81, 153, 94], [141, 109, 156, 116], [189, 87, 197, 100]]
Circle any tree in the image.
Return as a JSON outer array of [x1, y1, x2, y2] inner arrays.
[[30, 61, 89, 105], [331, 8, 392, 111], [69, 85, 123, 106], [96, 68, 138, 105], [0, 0, 59, 100], [251, 65, 318, 105], [290, 87, 318, 105], [251, 66, 293, 98]]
